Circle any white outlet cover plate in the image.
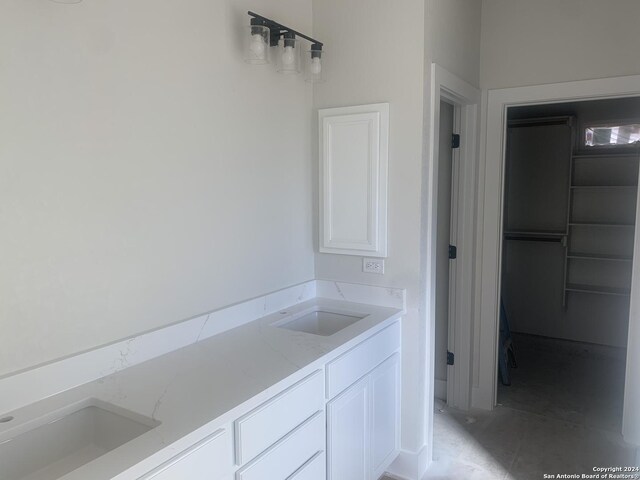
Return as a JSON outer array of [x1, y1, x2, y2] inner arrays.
[[363, 258, 384, 274]]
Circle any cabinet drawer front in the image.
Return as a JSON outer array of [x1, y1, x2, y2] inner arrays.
[[140, 428, 232, 480], [235, 370, 323, 465], [287, 451, 326, 480], [236, 412, 325, 480], [326, 322, 400, 399]]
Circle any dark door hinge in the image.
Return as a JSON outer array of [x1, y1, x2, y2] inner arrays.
[[449, 245, 457, 260], [451, 133, 460, 149], [447, 351, 455, 366]]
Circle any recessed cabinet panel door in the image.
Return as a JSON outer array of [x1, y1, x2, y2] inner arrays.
[[319, 103, 389, 257], [327, 377, 369, 480], [327, 118, 372, 246], [370, 354, 400, 478]]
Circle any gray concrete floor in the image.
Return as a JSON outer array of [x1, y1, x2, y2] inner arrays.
[[421, 333, 638, 480]]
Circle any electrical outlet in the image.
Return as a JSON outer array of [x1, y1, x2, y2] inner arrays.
[[363, 258, 384, 274]]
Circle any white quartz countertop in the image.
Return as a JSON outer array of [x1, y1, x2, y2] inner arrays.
[[3, 297, 402, 480]]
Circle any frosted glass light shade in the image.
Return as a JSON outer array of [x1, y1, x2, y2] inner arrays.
[[244, 25, 270, 65], [305, 49, 324, 83], [276, 37, 301, 74]]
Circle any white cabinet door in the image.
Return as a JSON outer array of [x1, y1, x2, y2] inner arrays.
[[327, 377, 369, 480], [326, 349, 401, 480], [140, 428, 233, 480], [370, 354, 400, 479], [319, 103, 389, 257]]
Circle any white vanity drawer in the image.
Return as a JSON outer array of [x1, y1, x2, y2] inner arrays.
[[287, 451, 326, 480], [235, 370, 323, 465], [326, 321, 400, 399], [139, 428, 232, 480], [236, 411, 325, 480]]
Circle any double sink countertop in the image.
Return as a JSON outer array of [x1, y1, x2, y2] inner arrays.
[[1, 296, 403, 480]]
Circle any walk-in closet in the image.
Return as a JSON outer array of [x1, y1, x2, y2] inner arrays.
[[498, 97, 640, 432]]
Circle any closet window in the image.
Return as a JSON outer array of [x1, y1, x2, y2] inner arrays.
[[585, 123, 640, 146]]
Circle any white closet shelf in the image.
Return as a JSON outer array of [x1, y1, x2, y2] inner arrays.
[[573, 152, 639, 159], [567, 253, 633, 262], [569, 222, 635, 228], [504, 230, 566, 237], [565, 284, 631, 297], [570, 185, 638, 189]]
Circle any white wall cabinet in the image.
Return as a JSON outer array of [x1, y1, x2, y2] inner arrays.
[[319, 103, 389, 257], [327, 353, 400, 480]]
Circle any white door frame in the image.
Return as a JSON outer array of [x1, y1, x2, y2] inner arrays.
[[475, 74, 640, 428], [426, 64, 480, 434]]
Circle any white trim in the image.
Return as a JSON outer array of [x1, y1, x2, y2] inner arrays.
[[476, 74, 640, 412], [434, 379, 447, 401], [386, 445, 430, 480], [426, 64, 480, 427]]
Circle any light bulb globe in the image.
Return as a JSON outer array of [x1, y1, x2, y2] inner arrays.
[[310, 57, 322, 75], [282, 46, 295, 66], [249, 34, 266, 58]]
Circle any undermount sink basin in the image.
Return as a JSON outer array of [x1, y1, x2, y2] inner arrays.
[[273, 307, 366, 336], [0, 399, 159, 480]]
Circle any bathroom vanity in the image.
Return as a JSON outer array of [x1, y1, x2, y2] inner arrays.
[[0, 283, 403, 480]]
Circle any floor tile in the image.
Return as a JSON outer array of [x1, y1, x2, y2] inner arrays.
[[422, 334, 638, 480]]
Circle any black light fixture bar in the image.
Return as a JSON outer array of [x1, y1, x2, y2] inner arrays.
[[248, 11, 323, 48]]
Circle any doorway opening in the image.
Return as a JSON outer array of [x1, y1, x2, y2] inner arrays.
[[498, 97, 640, 440]]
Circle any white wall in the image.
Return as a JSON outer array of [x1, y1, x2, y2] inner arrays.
[[312, 0, 481, 473], [481, 0, 640, 89], [0, 0, 315, 377], [428, 0, 482, 88], [312, 0, 426, 459]]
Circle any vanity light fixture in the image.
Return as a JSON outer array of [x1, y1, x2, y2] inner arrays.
[[244, 11, 324, 83]]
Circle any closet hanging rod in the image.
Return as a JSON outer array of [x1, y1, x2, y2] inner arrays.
[[504, 233, 565, 243]]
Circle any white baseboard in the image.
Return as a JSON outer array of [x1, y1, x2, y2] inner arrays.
[[434, 379, 447, 401], [382, 473, 411, 480], [386, 445, 431, 480]]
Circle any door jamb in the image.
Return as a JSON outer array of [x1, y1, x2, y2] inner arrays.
[[426, 64, 480, 431]]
